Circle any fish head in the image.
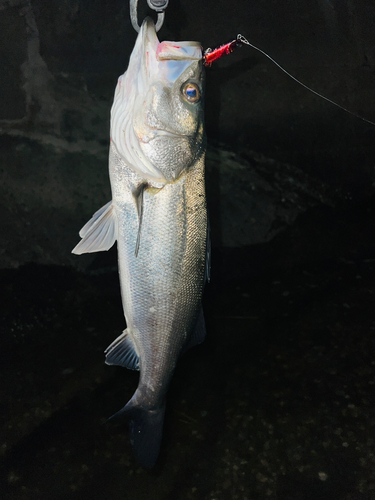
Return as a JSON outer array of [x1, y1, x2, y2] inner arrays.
[[111, 18, 205, 184]]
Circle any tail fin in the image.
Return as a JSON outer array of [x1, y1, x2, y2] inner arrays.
[[108, 400, 166, 468]]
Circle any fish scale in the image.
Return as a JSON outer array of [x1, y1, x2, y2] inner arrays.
[[114, 153, 207, 404], [72, 17, 207, 467]]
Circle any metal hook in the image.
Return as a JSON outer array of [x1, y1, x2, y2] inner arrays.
[[147, 0, 169, 10], [130, 0, 168, 33]]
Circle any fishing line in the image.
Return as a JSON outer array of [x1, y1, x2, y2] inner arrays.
[[204, 34, 375, 127]]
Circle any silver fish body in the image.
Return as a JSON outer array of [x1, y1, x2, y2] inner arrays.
[[72, 18, 207, 467]]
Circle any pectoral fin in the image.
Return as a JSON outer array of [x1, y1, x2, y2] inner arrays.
[[72, 201, 117, 255], [133, 184, 147, 257], [104, 329, 140, 371]]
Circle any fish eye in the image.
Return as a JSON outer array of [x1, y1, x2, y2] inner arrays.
[[182, 82, 200, 103]]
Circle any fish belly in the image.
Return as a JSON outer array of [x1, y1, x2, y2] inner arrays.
[[109, 144, 207, 409]]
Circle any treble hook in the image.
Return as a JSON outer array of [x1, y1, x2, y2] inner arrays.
[[130, 0, 169, 33]]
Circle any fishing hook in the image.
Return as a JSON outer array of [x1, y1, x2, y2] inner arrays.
[[130, 0, 168, 33]]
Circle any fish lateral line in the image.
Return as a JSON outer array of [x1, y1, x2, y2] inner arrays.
[[203, 34, 375, 127]]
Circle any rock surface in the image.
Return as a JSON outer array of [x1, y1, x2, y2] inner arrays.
[[1, 2, 375, 499], [1, 202, 375, 498], [1, 0, 374, 269]]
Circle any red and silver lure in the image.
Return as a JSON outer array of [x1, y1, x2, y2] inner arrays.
[[203, 34, 250, 67], [203, 33, 375, 126]]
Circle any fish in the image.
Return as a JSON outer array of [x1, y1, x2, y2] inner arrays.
[[72, 17, 208, 467]]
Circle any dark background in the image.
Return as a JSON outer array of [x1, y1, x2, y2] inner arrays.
[[1, 1, 375, 498]]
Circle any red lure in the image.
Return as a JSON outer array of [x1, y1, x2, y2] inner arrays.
[[202, 33, 375, 126], [203, 34, 248, 67]]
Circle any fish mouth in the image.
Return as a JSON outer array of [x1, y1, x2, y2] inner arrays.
[[142, 17, 202, 77], [110, 18, 202, 184], [142, 17, 160, 68]]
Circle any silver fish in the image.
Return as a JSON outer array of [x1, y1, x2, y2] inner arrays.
[[72, 18, 208, 467]]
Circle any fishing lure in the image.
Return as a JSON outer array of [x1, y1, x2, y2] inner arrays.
[[203, 34, 250, 66], [203, 34, 375, 127]]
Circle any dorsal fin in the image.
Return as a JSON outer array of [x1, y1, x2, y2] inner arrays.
[[182, 308, 206, 355]]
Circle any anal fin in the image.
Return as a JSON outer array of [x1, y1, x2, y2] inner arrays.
[[105, 329, 139, 370]]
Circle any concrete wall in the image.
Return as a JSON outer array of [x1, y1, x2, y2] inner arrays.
[[1, 0, 374, 269]]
